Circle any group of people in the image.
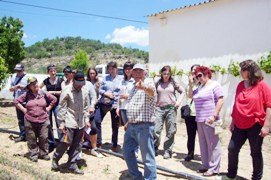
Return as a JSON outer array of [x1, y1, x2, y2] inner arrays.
[[10, 59, 271, 179]]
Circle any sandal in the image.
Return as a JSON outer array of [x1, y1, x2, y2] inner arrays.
[[203, 171, 217, 177]]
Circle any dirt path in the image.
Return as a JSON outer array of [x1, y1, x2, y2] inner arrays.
[[0, 106, 270, 180]]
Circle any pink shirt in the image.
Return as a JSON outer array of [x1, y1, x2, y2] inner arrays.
[[156, 80, 183, 107], [14, 90, 57, 123]]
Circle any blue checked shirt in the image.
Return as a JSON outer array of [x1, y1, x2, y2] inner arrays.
[[126, 79, 157, 123], [99, 75, 122, 109]]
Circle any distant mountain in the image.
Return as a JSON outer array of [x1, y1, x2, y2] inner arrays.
[[23, 36, 148, 73]]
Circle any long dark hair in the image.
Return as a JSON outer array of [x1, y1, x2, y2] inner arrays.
[[240, 59, 263, 86], [123, 61, 134, 80], [87, 67, 99, 83], [159, 65, 173, 83]]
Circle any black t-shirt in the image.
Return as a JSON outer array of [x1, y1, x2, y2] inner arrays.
[[43, 77, 63, 105]]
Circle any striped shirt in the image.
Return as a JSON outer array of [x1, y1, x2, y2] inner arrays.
[[126, 79, 156, 123], [193, 80, 223, 122]]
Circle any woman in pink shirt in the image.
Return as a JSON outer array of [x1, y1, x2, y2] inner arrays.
[[14, 76, 56, 162], [154, 65, 184, 159], [224, 60, 271, 180], [188, 66, 224, 176]]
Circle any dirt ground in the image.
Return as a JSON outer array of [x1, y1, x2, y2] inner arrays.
[[0, 106, 270, 180]]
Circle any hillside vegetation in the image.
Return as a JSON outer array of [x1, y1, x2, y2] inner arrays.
[[24, 36, 148, 73]]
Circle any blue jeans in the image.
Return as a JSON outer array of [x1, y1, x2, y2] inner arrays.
[[123, 123, 157, 180], [94, 104, 119, 147], [15, 107, 25, 138], [48, 105, 60, 148]]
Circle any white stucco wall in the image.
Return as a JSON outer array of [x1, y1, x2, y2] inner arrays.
[[148, 0, 271, 122], [148, 0, 271, 70]]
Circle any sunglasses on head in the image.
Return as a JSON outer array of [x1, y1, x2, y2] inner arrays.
[[196, 73, 203, 79]]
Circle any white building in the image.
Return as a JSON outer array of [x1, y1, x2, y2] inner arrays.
[[148, 0, 271, 121]]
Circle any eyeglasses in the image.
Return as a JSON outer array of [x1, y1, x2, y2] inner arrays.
[[196, 73, 203, 79]]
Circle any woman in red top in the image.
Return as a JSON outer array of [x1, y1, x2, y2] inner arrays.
[[225, 60, 271, 180], [14, 76, 56, 162]]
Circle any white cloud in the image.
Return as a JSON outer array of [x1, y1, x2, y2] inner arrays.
[[106, 26, 149, 47], [23, 33, 37, 39], [23, 33, 28, 38]]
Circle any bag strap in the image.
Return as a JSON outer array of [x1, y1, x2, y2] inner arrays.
[[13, 74, 26, 97], [190, 99, 193, 105], [14, 74, 26, 86]]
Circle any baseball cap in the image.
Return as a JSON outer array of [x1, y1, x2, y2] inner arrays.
[[14, 64, 24, 71], [73, 71, 86, 86], [132, 63, 146, 71]]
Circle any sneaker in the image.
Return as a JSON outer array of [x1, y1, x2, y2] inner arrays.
[[135, 151, 139, 158], [51, 159, 60, 171], [14, 136, 26, 143], [90, 148, 104, 158], [69, 164, 84, 175], [39, 155, 50, 161], [163, 151, 172, 159]]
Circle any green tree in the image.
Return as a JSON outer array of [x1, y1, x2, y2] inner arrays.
[[0, 57, 9, 90], [0, 16, 26, 72], [70, 49, 89, 73]]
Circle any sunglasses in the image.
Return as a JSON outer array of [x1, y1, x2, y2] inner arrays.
[[196, 73, 203, 79]]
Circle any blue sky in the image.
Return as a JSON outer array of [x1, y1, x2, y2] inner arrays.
[[0, 0, 203, 51]]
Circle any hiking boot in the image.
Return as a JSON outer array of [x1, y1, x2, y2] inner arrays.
[[184, 154, 194, 162], [29, 156, 38, 162], [90, 148, 104, 158], [51, 159, 60, 171], [14, 136, 26, 143], [39, 155, 50, 161], [109, 146, 118, 153], [163, 151, 172, 159], [215, 175, 236, 180], [155, 147, 158, 157]]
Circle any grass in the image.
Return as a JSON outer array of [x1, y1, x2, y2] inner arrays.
[[102, 164, 111, 175], [0, 153, 63, 180], [0, 117, 15, 123]]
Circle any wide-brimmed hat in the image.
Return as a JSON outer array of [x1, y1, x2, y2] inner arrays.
[[27, 76, 37, 87], [73, 71, 85, 86]]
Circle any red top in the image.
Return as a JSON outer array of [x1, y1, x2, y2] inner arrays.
[[14, 89, 57, 123], [231, 80, 271, 129]]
